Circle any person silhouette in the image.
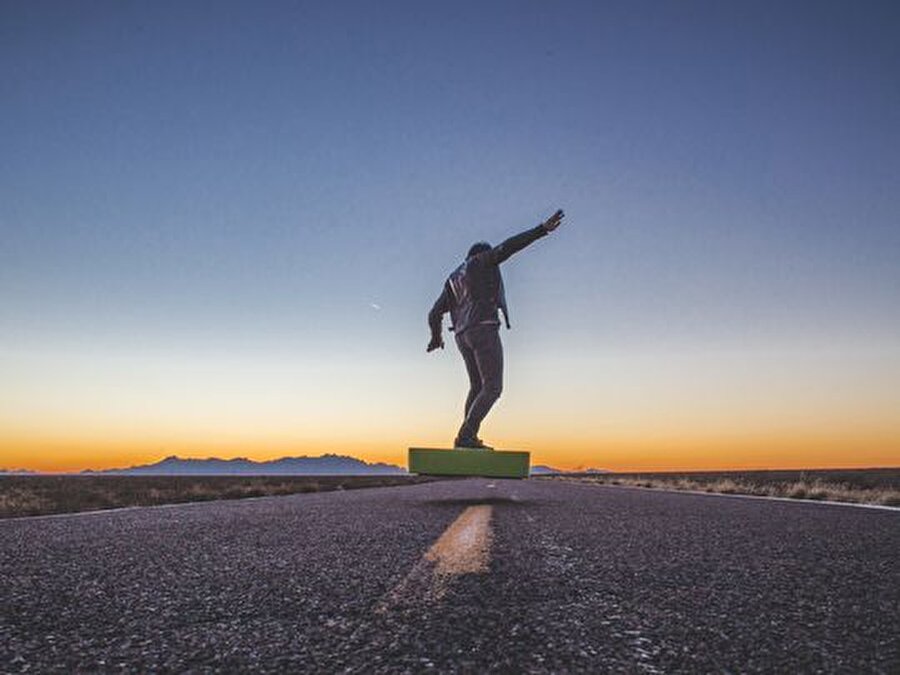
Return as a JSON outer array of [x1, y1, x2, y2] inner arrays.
[[427, 209, 564, 448]]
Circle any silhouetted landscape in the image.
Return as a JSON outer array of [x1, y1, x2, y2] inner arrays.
[[80, 454, 407, 476]]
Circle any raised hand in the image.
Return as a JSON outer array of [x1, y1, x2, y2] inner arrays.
[[542, 209, 564, 232]]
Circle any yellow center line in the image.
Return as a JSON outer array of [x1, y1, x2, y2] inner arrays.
[[425, 504, 493, 576], [376, 504, 494, 612]]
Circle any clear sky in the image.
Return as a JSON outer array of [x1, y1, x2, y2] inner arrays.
[[2, 1, 898, 472]]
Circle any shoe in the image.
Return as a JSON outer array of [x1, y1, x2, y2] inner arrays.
[[453, 436, 494, 450]]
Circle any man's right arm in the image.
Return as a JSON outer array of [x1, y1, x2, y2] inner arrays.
[[427, 285, 450, 352]]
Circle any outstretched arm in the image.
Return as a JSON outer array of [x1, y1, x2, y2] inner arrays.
[[489, 209, 564, 265], [427, 284, 450, 352]]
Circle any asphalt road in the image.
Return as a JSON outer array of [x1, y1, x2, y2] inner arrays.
[[1, 478, 897, 673]]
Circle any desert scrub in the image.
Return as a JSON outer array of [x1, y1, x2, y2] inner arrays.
[[0, 487, 53, 517], [548, 469, 900, 507], [0, 475, 441, 518]]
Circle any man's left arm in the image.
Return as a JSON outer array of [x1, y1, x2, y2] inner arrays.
[[490, 209, 564, 265]]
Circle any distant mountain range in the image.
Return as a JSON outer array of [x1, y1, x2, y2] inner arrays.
[[530, 465, 563, 474], [2, 456, 610, 476], [83, 454, 407, 476], [530, 465, 609, 475]]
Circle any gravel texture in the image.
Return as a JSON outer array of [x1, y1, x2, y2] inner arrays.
[[1, 478, 897, 673]]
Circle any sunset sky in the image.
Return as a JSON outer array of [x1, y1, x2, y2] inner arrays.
[[2, 1, 898, 472]]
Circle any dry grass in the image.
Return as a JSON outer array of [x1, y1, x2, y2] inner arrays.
[[0, 475, 441, 519], [548, 469, 900, 507], [0, 487, 54, 515]]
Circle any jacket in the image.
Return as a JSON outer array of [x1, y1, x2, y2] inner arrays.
[[429, 224, 548, 339]]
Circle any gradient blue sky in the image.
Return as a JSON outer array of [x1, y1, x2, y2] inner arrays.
[[2, 1, 898, 470]]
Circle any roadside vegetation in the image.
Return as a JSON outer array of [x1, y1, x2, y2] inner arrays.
[[0, 475, 440, 519], [547, 468, 900, 507]]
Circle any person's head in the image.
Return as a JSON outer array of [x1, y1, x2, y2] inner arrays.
[[467, 241, 491, 259]]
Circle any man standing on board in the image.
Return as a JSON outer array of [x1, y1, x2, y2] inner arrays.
[[427, 209, 565, 448]]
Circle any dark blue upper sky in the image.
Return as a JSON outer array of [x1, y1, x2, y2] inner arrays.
[[2, 1, 899, 467]]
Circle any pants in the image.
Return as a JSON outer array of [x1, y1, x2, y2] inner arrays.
[[454, 323, 503, 441]]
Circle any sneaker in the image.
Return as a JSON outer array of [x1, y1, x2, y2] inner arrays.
[[453, 436, 494, 450]]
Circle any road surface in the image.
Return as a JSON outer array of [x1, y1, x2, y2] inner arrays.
[[1, 478, 897, 673]]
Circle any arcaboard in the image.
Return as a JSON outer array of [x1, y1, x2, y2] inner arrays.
[[408, 447, 530, 479]]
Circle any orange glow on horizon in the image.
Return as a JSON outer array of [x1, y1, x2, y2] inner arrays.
[[5, 328, 897, 473], [2, 429, 897, 474]]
